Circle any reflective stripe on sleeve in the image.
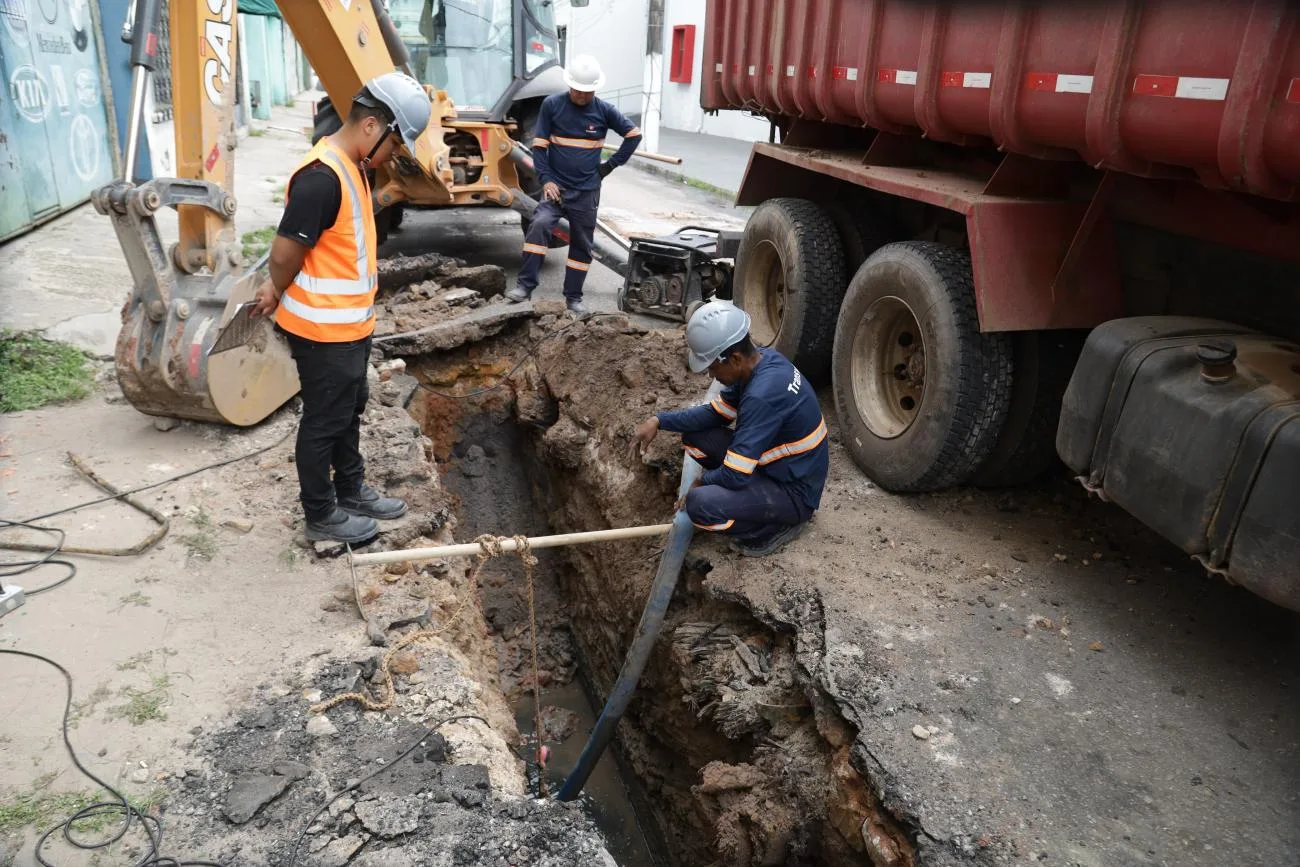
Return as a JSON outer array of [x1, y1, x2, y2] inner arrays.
[[758, 419, 828, 465], [710, 396, 737, 420], [626, 127, 642, 137], [723, 450, 758, 474]]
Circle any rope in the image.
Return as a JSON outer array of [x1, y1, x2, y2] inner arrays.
[[311, 532, 550, 795]]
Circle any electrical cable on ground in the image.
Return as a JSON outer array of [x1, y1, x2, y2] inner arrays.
[[17, 424, 295, 525], [285, 713, 489, 867], [0, 649, 223, 867], [0, 520, 77, 596]]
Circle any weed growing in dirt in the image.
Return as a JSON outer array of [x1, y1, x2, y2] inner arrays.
[[115, 648, 175, 672], [278, 547, 300, 570], [0, 787, 99, 835], [178, 530, 218, 561], [0, 331, 93, 412], [115, 591, 152, 610], [241, 226, 276, 261], [69, 684, 112, 727], [107, 674, 171, 725], [248, 127, 266, 137], [272, 183, 287, 204]]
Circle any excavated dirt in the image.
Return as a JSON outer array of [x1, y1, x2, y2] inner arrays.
[[410, 316, 884, 866]]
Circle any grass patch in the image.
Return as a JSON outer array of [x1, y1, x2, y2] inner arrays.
[[115, 591, 151, 610], [278, 547, 300, 571], [248, 127, 266, 138], [69, 684, 112, 728], [0, 330, 94, 412], [106, 674, 171, 726], [0, 781, 168, 840], [241, 226, 276, 261], [271, 183, 287, 205], [177, 530, 217, 561]]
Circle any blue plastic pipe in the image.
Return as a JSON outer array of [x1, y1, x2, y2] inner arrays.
[[556, 386, 716, 801]]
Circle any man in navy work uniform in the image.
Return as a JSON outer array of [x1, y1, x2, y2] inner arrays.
[[630, 301, 830, 556], [505, 54, 641, 314]]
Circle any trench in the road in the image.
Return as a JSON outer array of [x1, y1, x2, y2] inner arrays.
[[399, 318, 919, 866]]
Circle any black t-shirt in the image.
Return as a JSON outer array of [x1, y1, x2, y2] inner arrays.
[[276, 161, 342, 248]]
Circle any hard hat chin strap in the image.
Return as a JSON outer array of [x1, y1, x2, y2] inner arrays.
[[361, 120, 400, 168]]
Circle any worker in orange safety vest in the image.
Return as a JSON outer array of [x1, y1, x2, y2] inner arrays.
[[252, 73, 431, 544]]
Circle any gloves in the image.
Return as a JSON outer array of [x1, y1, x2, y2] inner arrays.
[[598, 162, 614, 179]]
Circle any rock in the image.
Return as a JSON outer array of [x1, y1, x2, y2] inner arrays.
[[618, 359, 645, 389], [539, 705, 582, 743], [274, 761, 310, 781], [306, 716, 338, 737], [303, 689, 323, 703], [695, 761, 767, 793], [1011, 697, 1022, 705], [153, 417, 180, 432], [312, 539, 348, 559], [310, 833, 367, 867], [912, 725, 931, 741], [251, 707, 275, 728], [376, 373, 420, 409], [221, 517, 254, 534], [130, 768, 150, 784], [354, 796, 421, 838], [223, 772, 292, 824], [440, 288, 480, 306], [328, 796, 356, 817], [443, 264, 506, 298]]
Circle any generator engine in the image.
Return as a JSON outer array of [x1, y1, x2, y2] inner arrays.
[[618, 227, 742, 322]]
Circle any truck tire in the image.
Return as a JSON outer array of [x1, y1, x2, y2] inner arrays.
[[832, 241, 1013, 492], [733, 198, 846, 381], [969, 331, 1086, 488]]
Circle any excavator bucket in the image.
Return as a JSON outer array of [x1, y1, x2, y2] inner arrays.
[[95, 178, 300, 427]]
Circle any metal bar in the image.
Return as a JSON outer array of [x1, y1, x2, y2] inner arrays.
[[122, 66, 150, 182], [350, 524, 674, 566]]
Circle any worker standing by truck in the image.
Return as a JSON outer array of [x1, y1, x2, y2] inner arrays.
[[630, 301, 830, 556], [251, 73, 431, 545], [505, 55, 642, 314]]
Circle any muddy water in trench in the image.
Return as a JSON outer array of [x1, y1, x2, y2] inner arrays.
[[437, 407, 659, 867]]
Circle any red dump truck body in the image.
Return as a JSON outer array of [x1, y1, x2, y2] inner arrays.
[[695, 1, 1300, 612], [702, 0, 1300, 201]]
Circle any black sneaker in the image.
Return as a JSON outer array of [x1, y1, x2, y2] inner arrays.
[[729, 522, 807, 557], [338, 483, 408, 520], [306, 507, 379, 544]]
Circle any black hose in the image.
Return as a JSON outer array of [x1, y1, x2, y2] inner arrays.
[[556, 452, 704, 800]]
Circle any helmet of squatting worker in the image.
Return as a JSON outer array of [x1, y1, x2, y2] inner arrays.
[[356, 72, 431, 154], [564, 54, 606, 92], [685, 300, 752, 373]]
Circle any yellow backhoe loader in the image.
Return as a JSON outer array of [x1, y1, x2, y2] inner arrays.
[[95, 0, 566, 427]]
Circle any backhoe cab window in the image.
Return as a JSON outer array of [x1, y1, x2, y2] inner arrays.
[[386, 0, 560, 112]]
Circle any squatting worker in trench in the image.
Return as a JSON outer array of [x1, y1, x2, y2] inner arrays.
[[629, 301, 830, 557], [250, 73, 431, 545], [505, 54, 642, 314]]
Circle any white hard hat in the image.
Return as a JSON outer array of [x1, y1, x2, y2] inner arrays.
[[564, 54, 606, 93], [359, 72, 431, 153], [685, 300, 752, 373]]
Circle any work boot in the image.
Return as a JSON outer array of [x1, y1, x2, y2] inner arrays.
[[338, 484, 408, 520], [565, 298, 587, 315], [729, 522, 807, 557], [306, 507, 379, 544], [505, 287, 530, 304]]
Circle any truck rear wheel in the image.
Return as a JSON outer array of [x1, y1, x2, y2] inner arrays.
[[733, 198, 846, 380], [832, 241, 1013, 492], [969, 331, 1085, 488]]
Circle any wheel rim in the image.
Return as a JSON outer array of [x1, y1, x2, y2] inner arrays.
[[742, 239, 785, 346], [850, 295, 926, 439]]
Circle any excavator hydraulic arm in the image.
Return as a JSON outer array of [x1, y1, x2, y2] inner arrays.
[[99, 0, 526, 427]]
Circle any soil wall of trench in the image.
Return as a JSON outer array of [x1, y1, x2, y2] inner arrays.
[[410, 314, 916, 867]]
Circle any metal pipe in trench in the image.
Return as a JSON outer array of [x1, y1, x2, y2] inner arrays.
[[556, 382, 722, 801]]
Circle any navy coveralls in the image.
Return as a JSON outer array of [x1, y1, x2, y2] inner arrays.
[[520, 92, 641, 302], [657, 349, 830, 543]]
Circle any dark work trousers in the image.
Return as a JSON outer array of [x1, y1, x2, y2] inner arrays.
[[518, 187, 599, 302], [283, 331, 371, 522], [681, 428, 811, 543]]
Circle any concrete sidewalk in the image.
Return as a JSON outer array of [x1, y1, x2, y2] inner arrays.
[[0, 95, 318, 358], [609, 127, 758, 200]]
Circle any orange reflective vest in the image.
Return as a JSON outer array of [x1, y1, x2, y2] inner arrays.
[[274, 139, 378, 342]]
